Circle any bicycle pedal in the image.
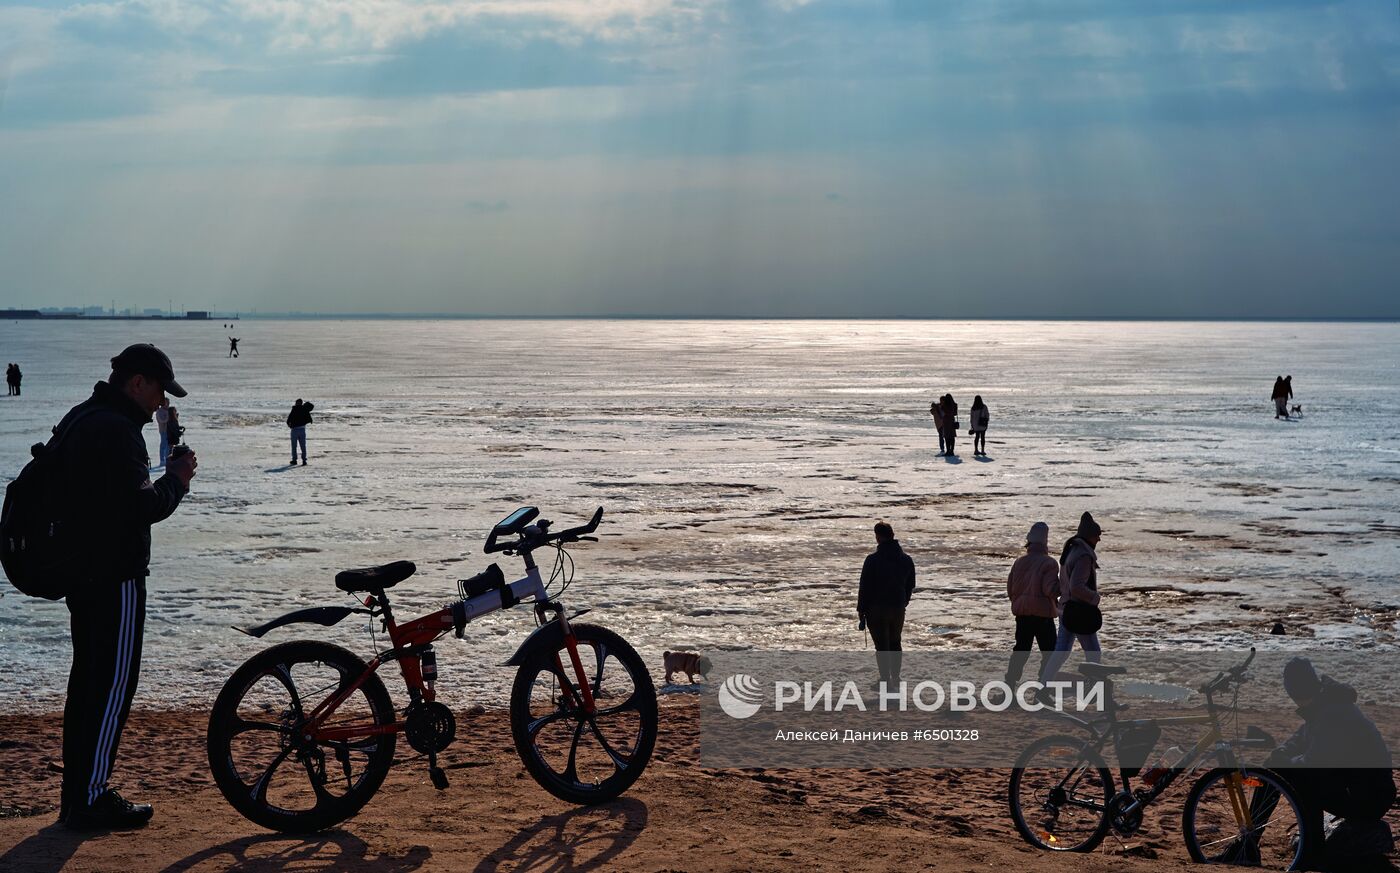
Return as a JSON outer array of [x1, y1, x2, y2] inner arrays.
[[429, 766, 449, 790]]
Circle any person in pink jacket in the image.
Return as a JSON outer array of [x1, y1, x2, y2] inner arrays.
[[1005, 521, 1060, 686]]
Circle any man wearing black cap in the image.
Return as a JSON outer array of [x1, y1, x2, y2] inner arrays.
[[52, 344, 198, 829]]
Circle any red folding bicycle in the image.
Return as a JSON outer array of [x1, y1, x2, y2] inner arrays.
[[206, 506, 658, 832]]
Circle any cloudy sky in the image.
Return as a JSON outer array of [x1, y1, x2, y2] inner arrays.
[[1, 0, 1397, 317]]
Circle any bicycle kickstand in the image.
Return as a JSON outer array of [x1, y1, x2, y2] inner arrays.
[[427, 751, 449, 790]]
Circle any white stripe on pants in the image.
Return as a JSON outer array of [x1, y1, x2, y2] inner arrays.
[[88, 579, 136, 804]]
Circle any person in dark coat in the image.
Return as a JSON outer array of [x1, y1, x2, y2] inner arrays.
[[857, 521, 916, 688], [1272, 376, 1289, 419], [6, 363, 21, 396], [165, 405, 184, 446], [1265, 658, 1395, 868], [54, 344, 197, 829], [287, 399, 314, 465], [941, 394, 959, 457]]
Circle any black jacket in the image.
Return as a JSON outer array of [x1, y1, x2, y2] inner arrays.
[[287, 403, 314, 429], [52, 382, 186, 587], [1275, 676, 1393, 771], [858, 539, 916, 614]]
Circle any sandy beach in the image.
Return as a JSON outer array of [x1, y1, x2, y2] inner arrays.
[[16, 696, 1392, 872]]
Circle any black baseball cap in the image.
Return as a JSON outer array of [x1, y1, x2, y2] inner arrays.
[[110, 343, 187, 397]]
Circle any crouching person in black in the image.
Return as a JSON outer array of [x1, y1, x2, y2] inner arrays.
[[1267, 657, 1396, 870]]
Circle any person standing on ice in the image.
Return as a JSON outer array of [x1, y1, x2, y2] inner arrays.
[[1272, 376, 1289, 419], [153, 398, 171, 467], [287, 399, 314, 465], [968, 395, 989, 457], [941, 394, 959, 457], [929, 400, 946, 455]]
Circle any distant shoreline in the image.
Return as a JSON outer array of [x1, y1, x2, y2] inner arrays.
[[3, 313, 1397, 323], [1, 311, 231, 322]]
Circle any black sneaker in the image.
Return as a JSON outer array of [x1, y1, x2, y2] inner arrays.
[[64, 789, 153, 830]]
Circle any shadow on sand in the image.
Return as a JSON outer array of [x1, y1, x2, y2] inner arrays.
[[0, 823, 84, 873], [942, 454, 963, 465], [973, 454, 995, 463], [472, 798, 648, 873], [160, 830, 431, 873]]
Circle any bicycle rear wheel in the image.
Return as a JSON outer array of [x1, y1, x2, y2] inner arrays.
[[1182, 767, 1309, 869], [1009, 733, 1115, 852], [509, 623, 658, 805], [207, 640, 397, 832]]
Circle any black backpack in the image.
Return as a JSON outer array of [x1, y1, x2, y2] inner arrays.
[[0, 408, 101, 600]]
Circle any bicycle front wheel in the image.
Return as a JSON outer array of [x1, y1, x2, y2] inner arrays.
[[510, 623, 658, 805], [1008, 733, 1114, 852], [207, 640, 397, 832], [1182, 767, 1309, 869]]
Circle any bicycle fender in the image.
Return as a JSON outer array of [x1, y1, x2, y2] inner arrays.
[[501, 610, 593, 666], [503, 622, 566, 667], [234, 606, 369, 638]]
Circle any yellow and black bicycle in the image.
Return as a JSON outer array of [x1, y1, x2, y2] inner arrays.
[[1009, 649, 1315, 869]]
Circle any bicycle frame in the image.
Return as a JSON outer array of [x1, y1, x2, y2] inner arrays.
[[1052, 681, 1266, 832], [301, 557, 590, 745]]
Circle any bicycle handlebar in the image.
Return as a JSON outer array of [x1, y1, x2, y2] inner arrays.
[[484, 506, 604, 554], [1197, 647, 1256, 696]]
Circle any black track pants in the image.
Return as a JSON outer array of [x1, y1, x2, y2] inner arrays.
[[62, 578, 146, 809]]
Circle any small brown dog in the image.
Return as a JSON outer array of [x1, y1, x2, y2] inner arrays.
[[662, 651, 712, 685]]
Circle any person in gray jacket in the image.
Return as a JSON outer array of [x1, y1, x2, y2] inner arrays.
[[857, 521, 916, 689], [969, 395, 990, 457], [1039, 512, 1104, 683], [1005, 521, 1059, 686]]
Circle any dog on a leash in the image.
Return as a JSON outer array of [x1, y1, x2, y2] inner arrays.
[[1291, 404, 1303, 416], [662, 651, 712, 685]]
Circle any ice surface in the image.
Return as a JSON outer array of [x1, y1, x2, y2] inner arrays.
[[0, 319, 1396, 710]]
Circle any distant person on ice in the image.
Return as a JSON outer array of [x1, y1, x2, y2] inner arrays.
[[153, 398, 171, 468], [929, 400, 946, 455], [227, 337, 240, 358], [287, 399, 314, 466], [6, 363, 22, 396], [969, 395, 989, 457], [1272, 376, 1290, 419], [941, 394, 959, 457], [857, 521, 916, 690]]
